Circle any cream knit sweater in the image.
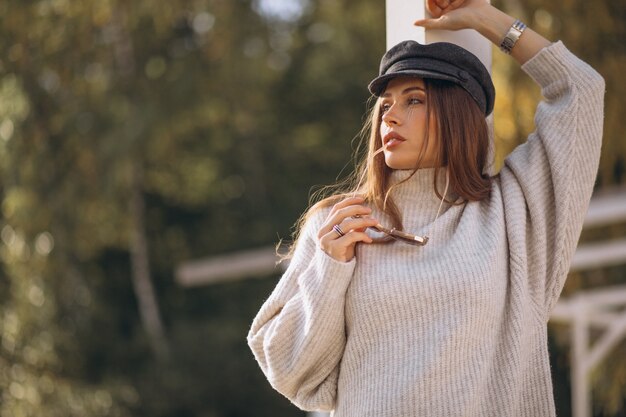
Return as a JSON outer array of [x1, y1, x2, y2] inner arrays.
[[247, 41, 605, 416]]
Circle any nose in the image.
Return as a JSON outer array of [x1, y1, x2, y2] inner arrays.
[[381, 103, 400, 126]]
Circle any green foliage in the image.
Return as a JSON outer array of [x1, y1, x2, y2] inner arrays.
[[0, 0, 623, 416]]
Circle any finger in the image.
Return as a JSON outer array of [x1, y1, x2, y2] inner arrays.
[[322, 230, 372, 248], [426, 0, 439, 13], [319, 216, 348, 241], [319, 227, 373, 253], [323, 204, 372, 229], [319, 216, 377, 243], [442, 0, 464, 13], [319, 228, 341, 247], [319, 205, 372, 238], [435, 0, 450, 9], [340, 217, 379, 233], [320, 231, 373, 261], [328, 196, 365, 216], [414, 16, 446, 29], [426, 3, 443, 18], [338, 231, 373, 245], [331, 205, 373, 227]]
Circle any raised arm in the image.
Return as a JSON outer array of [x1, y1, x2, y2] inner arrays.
[[499, 42, 604, 319], [415, 0, 551, 64], [416, 0, 606, 318]]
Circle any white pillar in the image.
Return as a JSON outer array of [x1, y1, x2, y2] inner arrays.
[[385, 0, 492, 72]]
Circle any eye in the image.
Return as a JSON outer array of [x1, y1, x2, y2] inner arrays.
[[408, 97, 423, 105], [380, 103, 391, 113]]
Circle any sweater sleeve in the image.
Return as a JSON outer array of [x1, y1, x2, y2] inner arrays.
[[500, 41, 605, 320], [246, 208, 356, 411]]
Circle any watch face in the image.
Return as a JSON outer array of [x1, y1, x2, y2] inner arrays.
[[500, 20, 526, 53]]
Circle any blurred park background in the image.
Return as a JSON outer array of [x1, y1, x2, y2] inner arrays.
[[0, 0, 625, 416]]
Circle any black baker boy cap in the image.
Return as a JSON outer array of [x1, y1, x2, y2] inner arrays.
[[368, 40, 495, 116]]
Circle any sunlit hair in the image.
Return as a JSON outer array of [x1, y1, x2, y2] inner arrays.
[[278, 78, 492, 262]]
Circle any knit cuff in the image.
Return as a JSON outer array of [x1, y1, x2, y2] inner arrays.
[[297, 247, 356, 304], [521, 40, 573, 88]]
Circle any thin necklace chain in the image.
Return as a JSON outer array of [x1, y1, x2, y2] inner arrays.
[[433, 169, 450, 225]]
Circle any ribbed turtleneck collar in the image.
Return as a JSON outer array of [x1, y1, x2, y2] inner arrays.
[[388, 167, 454, 202], [384, 167, 458, 233]]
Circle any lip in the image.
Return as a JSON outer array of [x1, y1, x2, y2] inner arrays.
[[383, 132, 407, 148]]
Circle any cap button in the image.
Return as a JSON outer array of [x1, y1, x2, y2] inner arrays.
[[458, 70, 469, 81]]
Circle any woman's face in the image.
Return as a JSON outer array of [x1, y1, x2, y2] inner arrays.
[[379, 76, 439, 170]]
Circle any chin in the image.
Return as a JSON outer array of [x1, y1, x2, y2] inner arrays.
[[385, 155, 437, 170], [386, 162, 414, 170], [384, 155, 416, 170]]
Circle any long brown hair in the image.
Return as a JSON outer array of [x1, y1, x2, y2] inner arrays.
[[278, 78, 492, 261]]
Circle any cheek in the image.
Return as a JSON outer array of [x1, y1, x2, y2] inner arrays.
[[428, 113, 437, 136], [379, 120, 389, 138], [406, 110, 427, 134]]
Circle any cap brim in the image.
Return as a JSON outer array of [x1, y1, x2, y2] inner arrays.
[[368, 69, 459, 96]]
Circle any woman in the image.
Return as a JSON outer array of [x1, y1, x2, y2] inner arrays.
[[247, 0, 605, 415]]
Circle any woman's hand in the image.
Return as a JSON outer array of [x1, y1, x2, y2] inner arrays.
[[415, 0, 551, 64], [317, 196, 378, 263], [414, 0, 491, 32]]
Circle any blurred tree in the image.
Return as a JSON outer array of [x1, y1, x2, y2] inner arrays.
[[0, 0, 279, 414], [0, 0, 382, 414]]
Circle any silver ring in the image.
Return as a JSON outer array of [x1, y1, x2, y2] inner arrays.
[[333, 224, 345, 237]]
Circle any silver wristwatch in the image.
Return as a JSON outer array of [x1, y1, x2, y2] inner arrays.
[[500, 19, 527, 54]]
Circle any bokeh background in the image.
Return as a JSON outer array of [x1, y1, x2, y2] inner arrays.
[[0, 0, 624, 416]]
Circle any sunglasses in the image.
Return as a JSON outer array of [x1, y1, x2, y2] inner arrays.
[[370, 223, 429, 246], [352, 215, 428, 246]]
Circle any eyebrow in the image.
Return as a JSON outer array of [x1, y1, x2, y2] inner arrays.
[[382, 86, 425, 98]]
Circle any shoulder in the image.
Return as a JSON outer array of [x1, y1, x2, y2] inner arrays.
[[301, 204, 332, 240], [301, 194, 352, 236]]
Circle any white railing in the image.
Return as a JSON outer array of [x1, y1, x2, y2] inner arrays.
[[175, 189, 626, 286], [548, 187, 626, 417]]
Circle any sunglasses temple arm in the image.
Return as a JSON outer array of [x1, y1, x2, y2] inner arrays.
[[370, 224, 429, 246]]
